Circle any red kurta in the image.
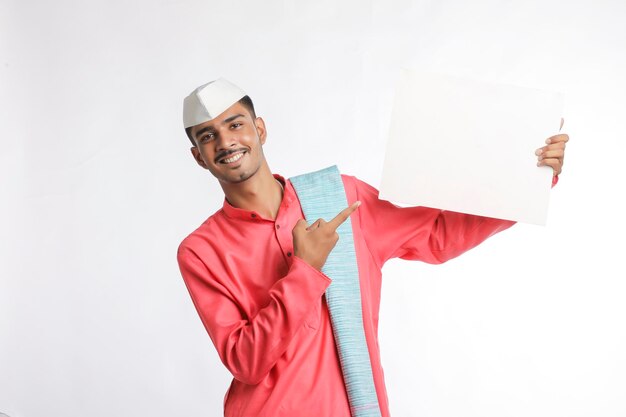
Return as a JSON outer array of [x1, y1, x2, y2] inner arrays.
[[177, 174, 516, 417]]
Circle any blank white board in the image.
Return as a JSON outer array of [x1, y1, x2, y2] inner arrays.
[[379, 70, 564, 225]]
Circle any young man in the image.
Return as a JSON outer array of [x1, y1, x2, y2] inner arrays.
[[177, 78, 568, 417]]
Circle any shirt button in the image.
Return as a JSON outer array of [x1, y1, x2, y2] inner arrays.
[[287, 252, 292, 257], [276, 224, 280, 229], [251, 214, 257, 218]]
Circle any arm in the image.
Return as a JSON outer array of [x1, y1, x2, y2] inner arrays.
[[177, 248, 331, 385], [353, 125, 568, 267], [353, 178, 515, 268]]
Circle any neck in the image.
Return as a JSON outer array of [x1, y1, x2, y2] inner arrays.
[[221, 163, 283, 220]]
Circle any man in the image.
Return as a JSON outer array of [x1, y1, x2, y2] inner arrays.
[[177, 78, 568, 417]]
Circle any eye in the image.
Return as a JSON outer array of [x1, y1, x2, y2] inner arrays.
[[200, 132, 215, 143], [231, 122, 242, 129]]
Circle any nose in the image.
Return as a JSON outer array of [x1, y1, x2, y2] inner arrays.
[[215, 128, 237, 151]]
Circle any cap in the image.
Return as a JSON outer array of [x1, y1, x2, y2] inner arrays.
[[183, 78, 247, 129]]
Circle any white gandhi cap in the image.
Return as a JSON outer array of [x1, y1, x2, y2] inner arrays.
[[183, 78, 247, 129]]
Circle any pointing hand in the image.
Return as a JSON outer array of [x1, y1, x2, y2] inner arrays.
[[292, 201, 361, 271]]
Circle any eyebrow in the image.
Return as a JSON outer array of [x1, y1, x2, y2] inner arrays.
[[194, 114, 245, 140], [223, 113, 244, 124]]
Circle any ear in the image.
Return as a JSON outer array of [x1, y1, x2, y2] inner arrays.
[[254, 117, 267, 145], [190, 147, 209, 169]]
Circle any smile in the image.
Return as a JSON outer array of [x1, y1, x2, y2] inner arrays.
[[218, 150, 247, 164]]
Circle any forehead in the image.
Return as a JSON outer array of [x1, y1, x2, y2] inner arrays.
[[190, 101, 250, 137]]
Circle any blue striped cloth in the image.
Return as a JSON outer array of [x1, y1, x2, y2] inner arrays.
[[290, 166, 381, 417]]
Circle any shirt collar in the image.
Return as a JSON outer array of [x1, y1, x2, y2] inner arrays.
[[221, 174, 297, 222]]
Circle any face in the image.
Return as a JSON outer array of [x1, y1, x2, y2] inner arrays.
[[190, 101, 267, 185]]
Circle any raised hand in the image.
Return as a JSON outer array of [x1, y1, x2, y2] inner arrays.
[[292, 201, 361, 271]]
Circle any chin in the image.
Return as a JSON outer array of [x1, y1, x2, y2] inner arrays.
[[219, 167, 258, 184], [234, 172, 254, 183]]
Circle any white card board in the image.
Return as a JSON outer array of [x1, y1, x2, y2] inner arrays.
[[379, 70, 564, 225]]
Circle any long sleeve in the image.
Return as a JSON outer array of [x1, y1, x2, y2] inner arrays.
[[352, 177, 516, 268], [177, 249, 331, 385]]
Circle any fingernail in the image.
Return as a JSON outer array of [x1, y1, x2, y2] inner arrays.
[[535, 149, 542, 155], [355, 201, 362, 207], [545, 138, 551, 144]]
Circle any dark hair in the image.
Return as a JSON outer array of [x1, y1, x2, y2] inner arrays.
[[185, 95, 256, 145]]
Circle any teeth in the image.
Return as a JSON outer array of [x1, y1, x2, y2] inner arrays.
[[223, 152, 244, 164]]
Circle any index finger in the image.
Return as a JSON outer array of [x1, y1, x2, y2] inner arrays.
[[327, 201, 361, 231], [546, 133, 569, 145]]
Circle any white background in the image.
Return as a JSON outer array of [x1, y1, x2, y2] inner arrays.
[[1, 1, 624, 416]]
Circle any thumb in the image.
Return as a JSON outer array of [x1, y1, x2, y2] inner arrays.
[[306, 219, 322, 231]]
